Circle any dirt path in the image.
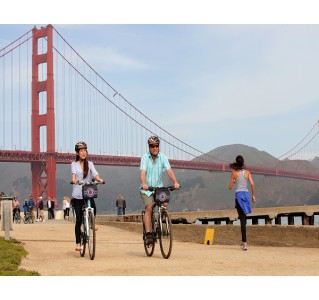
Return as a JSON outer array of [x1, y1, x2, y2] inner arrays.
[[1, 219, 319, 276]]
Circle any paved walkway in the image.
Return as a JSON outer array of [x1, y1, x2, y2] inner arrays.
[[1, 219, 319, 276]]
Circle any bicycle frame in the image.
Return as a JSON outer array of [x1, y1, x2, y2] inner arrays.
[[152, 202, 168, 237], [82, 199, 94, 237]]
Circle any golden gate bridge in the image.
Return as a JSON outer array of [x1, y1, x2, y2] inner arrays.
[[1, 24, 319, 202]]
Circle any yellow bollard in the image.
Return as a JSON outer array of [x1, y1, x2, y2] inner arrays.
[[204, 228, 214, 245]]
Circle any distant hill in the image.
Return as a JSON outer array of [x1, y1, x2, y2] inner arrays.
[[1, 144, 319, 214]]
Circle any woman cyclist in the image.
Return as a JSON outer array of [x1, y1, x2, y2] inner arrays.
[[71, 141, 105, 251]]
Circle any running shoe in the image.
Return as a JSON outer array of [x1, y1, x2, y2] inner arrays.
[[241, 242, 248, 251]]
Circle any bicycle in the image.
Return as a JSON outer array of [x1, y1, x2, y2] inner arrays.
[[71, 179, 104, 260], [23, 210, 33, 224], [141, 186, 180, 259], [13, 209, 21, 224]]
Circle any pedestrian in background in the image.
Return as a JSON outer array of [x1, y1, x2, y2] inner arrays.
[[116, 194, 126, 215], [23, 199, 28, 216], [27, 195, 36, 223], [37, 196, 45, 222], [63, 196, 70, 220], [229, 155, 256, 251], [47, 197, 55, 219]]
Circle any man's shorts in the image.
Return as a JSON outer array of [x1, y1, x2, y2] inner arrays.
[[140, 192, 154, 208]]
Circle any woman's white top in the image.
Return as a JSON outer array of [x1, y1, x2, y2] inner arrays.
[[71, 161, 99, 199]]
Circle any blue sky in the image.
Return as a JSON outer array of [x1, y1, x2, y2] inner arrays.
[[1, 2, 319, 159]]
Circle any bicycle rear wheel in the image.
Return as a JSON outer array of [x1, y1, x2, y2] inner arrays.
[[142, 211, 155, 257], [16, 215, 21, 224], [23, 215, 28, 224], [80, 224, 86, 257], [159, 209, 173, 259], [88, 211, 96, 260]]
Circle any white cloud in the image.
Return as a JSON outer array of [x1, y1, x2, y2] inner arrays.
[[76, 44, 150, 72]]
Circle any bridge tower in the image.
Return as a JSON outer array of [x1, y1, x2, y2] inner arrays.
[[31, 25, 56, 201]]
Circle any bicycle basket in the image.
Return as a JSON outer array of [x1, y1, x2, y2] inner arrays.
[[82, 184, 98, 199], [155, 188, 170, 203]]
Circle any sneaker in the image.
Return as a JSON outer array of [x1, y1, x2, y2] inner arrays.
[[241, 242, 248, 251], [144, 234, 154, 246]]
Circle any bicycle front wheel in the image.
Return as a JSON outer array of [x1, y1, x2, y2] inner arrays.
[[88, 211, 96, 260], [16, 215, 21, 224], [80, 223, 86, 257], [159, 210, 173, 259]]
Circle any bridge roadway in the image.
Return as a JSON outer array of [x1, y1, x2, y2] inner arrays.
[[1, 219, 319, 276], [2, 150, 319, 181]]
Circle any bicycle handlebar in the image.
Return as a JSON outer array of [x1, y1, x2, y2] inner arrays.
[[145, 186, 181, 191], [70, 179, 105, 185]]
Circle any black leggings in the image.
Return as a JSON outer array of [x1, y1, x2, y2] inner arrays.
[[73, 198, 96, 244], [235, 199, 247, 242]]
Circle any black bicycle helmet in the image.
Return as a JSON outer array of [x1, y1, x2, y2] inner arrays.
[[75, 141, 87, 152], [147, 136, 160, 145]]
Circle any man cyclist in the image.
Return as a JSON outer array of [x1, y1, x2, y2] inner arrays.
[[140, 135, 180, 245], [71, 141, 105, 251]]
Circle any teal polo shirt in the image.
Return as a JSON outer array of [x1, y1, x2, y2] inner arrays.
[[140, 151, 171, 197]]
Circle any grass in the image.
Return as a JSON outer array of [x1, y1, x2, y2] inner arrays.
[[0, 237, 40, 276]]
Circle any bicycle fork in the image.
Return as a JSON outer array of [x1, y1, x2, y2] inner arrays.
[[158, 206, 170, 237], [83, 201, 94, 241]]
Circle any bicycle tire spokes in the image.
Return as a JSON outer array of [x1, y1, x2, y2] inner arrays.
[[159, 210, 173, 259], [80, 230, 86, 257], [88, 211, 96, 260]]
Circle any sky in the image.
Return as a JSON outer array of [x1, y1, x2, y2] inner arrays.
[[1, 2, 319, 160]]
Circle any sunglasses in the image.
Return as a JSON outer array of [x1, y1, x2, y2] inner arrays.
[[149, 144, 159, 149]]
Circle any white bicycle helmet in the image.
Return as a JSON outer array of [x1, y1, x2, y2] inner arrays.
[[147, 136, 160, 145], [75, 141, 87, 152]]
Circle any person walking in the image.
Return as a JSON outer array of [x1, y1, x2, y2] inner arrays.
[[229, 155, 256, 251], [37, 196, 45, 222], [140, 135, 180, 245], [27, 195, 36, 223], [47, 197, 55, 219], [23, 199, 28, 216], [63, 196, 70, 220], [116, 194, 126, 215]]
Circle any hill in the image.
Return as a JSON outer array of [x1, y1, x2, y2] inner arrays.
[[1, 144, 319, 213]]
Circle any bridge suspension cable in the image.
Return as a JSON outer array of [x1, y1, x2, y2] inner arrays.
[[52, 26, 227, 163], [277, 120, 319, 161], [0, 28, 32, 151]]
